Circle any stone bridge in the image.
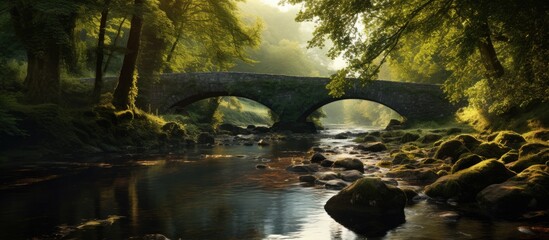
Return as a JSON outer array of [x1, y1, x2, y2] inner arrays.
[[128, 72, 457, 125]]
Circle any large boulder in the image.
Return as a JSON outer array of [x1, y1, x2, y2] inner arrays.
[[385, 119, 405, 130], [451, 154, 483, 174], [324, 178, 406, 237], [400, 132, 420, 143], [358, 142, 387, 152], [286, 164, 320, 173], [453, 134, 482, 150], [523, 129, 549, 142], [499, 150, 519, 164], [477, 165, 549, 218], [385, 167, 439, 183], [392, 152, 412, 165], [508, 148, 549, 173], [494, 131, 527, 150], [473, 142, 511, 159], [424, 159, 515, 201], [333, 158, 365, 173], [310, 152, 327, 163], [434, 140, 470, 163], [339, 170, 365, 182], [519, 142, 549, 157]]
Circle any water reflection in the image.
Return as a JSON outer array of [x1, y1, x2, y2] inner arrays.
[[0, 128, 540, 239]]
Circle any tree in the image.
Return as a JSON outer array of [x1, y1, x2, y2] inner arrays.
[[8, 0, 79, 103], [92, 0, 112, 102], [284, 0, 549, 114], [112, 0, 144, 110], [135, 0, 261, 109]]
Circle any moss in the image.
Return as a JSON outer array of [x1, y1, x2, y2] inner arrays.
[[493, 130, 526, 150], [477, 165, 549, 218], [519, 142, 549, 157], [400, 132, 420, 143], [425, 159, 515, 201], [418, 133, 443, 143], [376, 160, 392, 168], [451, 154, 483, 173], [473, 142, 511, 159], [522, 129, 549, 142], [453, 134, 482, 150], [434, 139, 470, 163], [499, 150, 519, 164], [362, 135, 380, 142], [115, 110, 134, 122], [508, 148, 549, 173], [392, 152, 412, 165], [420, 158, 441, 164]]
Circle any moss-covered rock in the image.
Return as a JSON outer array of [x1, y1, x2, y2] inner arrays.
[[451, 154, 483, 173], [477, 165, 549, 218], [424, 159, 515, 201], [362, 135, 380, 142], [418, 133, 443, 143], [473, 142, 511, 159], [494, 131, 527, 150], [333, 158, 365, 173], [508, 148, 549, 173], [358, 142, 387, 152], [339, 170, 365, 182], [453, 134, 482, 150], [392, 152, 412, 165], [401, 187, 419, 204], [420, 158, 442, 164], [434, 139, 470, 163], [519, 142, 549, 157], [385, 167, 439, 183], [499, 150, 519, 164], [310, 152, 327, 163], [400, 132, 420, 143], [522, 129, 549, 142], [324, 177, 406, 237]]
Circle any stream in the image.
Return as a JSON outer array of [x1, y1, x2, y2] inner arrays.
[[0, 126, 538, 239]]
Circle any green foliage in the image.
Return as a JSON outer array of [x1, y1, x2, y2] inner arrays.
[[285, 0, 549, 115], [232, 1, 333, 76], [0, 94, 26, 137], [156, 0, 262, 73]]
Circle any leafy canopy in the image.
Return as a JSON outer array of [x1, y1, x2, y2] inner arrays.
[[284, 0, 548, 114]]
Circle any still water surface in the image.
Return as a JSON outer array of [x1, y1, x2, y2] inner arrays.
[[0, 128, 537, 239]]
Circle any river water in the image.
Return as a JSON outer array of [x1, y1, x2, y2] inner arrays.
[[0, 127, 540, 239]]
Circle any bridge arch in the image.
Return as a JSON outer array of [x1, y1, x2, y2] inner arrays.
[[168, 92, 276, 114], [297, 97, 405, 123]]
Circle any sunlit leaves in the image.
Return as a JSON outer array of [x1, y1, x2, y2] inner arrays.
[[286, 0, 549, 115]]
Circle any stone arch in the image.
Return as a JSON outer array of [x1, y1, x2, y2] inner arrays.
[[167, 92, 278, 120], [297, 97, 405, 122]]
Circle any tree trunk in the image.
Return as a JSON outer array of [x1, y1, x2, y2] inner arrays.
[[103, 17, 127, 74], [92, 0, 111, 103], [112, 0, 144, 110], [477, 20, 504, 78], [25, 45, 61, 103], [10, 4, 64, 103]]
